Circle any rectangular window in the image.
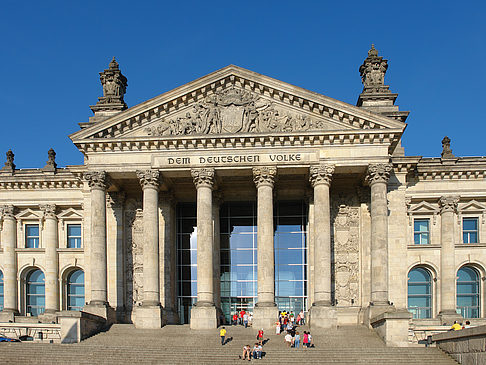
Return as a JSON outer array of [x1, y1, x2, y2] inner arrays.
[[414, 219, 430, 244], [463, 218, 479, 243], [25, 224, 40, 248], [67, 224, 82, 248]]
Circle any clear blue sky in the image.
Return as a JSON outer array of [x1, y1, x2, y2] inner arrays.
[[1, 0, 485, 168]]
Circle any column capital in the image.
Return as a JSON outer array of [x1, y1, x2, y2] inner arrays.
[[137, 170, 160, 190], [253, 166, 277, 188], [309, 164, 335, 187], [84, 171, 110, 190], [40, 204, 57, 220], [439, 195, 460, 214], [191, 168, 215, 189], [366, 163, 392, 185], [0, 204, 15, 219]]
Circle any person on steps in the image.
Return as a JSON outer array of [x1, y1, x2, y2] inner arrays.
[[220, 327, 227, 345]]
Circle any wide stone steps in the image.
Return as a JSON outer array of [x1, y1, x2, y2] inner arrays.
[[0, 324, 457, 364]]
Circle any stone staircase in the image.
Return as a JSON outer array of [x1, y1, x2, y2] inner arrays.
[[1, 324, 458, 364]]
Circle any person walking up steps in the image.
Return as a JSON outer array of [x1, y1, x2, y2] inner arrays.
[[220, 327, 227, 345]]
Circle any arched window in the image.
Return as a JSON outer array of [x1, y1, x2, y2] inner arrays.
[[26, 269, 45, 316], [408, 267, 432, 319], [67, 270, 84, 311], [0, 271, 4, 311], [457, 266, 480, 318]]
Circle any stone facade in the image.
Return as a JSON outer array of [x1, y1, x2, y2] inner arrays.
[[0, 47, 485, 345]]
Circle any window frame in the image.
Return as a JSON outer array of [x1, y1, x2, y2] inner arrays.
[[66, 269, 85, 311], [25, 224, 40, 248], [413, 218, 430, 245], [456, 266, 480, 318], [67, 224, 82, 248], [462, 217, 479, 244], [407, 267, 433, 319]]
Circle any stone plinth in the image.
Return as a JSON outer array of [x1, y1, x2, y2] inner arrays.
[[190, 305, 218, 330], [252, 305, 279, 330], [83, 303, 115, 325], [134, 305, 163, 329], [308, 305, 337, 329], [370, 309, 411, 347]]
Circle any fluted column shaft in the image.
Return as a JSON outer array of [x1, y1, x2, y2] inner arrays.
[[192, 168, 215, 305], [42, 204, 59, 313], [1, 206, 17, 312], [367, 163, 392, 305], [137, 170, 161, 306], [439, 195, 459, 314], [309, 165, 334, 305], [84, 171, 109, 305], [253, 167, 277, 306]]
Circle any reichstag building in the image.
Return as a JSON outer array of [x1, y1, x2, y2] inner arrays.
[[0, 46, 485, 345]]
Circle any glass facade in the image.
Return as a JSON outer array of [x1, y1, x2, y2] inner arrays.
[[67, 270, 85, 311], [25, 224, 39, 248], [26, 269, 45, 316], [457, 266, 480, 318], [408, 267, 432, 318], [67, 224, 82, 248], [176, 200, 308, 324], [414, 219, 430, 245], [463, 218, 479, 244], [0, 271, 3, 311]]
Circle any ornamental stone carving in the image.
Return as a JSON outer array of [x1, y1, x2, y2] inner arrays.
[[359, 44, 390, 93], [136, 170, 161, 190], [331, 201, 360, 306], [2, 149, 15, 171], [42, 148, 57, 172], [366, 163, 393, 185], [125, 204, 144, 310], [253, 166, 277, 188], [84, 171, 110, 190], [91, 57, 128, 113], [40, 204, 57, 220], [0, 205, 15, 219], [144, 87, 324, 137], [191, 168, 215, 188], [441, 136, 455, 159], [439, 195, 460, 214], [309, 164, 335, 187]]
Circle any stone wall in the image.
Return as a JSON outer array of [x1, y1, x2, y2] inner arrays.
[[432, 325, 486, 364]]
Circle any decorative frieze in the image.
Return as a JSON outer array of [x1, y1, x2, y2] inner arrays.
[[366, 163, 392, 185], [309, 164, 335, 187], [439, 195, 460, 214], [84, 171, 109, 190], [191, 168, 215, 189], [136, 170, 160, 190], [253, 166, 277, 188]]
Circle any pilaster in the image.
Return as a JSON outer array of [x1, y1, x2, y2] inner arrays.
[[40, 204, 59, 314]]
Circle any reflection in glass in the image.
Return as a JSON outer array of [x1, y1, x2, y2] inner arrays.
[[457, 266, 480, 318], [67, 270, 84, 311], [27, 269, 45, 316], [407, 267, 432, 319]]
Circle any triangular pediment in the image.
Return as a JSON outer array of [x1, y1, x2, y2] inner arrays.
[[459, 200, 486, 213], [15, 208, 41, 220], [57, 208, 83, 219], [70, 65, 406, 150], [408, 201, 439, 214]]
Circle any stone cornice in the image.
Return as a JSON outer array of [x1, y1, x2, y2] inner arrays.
[[73, 129, 402, 155], [70, 65, 405, 142]]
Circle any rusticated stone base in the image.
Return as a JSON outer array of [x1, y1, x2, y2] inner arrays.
[[190, 305, 218, 330], [308, 305, 337, 329], [252, 305, 279, 330], [134, 305, 163, 329]]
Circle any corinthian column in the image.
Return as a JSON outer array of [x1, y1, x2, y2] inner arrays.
[[212, 192, 223, 311], [1, 205, 18, 316], [366, 163, 392, 307], [134, 170, 163, 328], [41, 204, 59, 314], [308, 164, 337, 329], [190, 168, 218, 329], [252, 166, 279, 329], [84, 171, 110, 313], [438, 195, 461, 324]]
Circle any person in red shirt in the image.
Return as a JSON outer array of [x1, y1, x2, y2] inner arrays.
[[232, 313, 238, 326], [257, 328, 264, 345], [240, 310, 246, 326]]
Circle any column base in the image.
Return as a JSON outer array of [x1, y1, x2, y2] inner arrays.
[[252, 304, 279, 330], [83, 302, 115, 325], [438, 310, 463, 326], [190, 304, 218, 329], [363, 302, 395, 327], [134, 305, 163, 329], [308, 305, 337, 329]]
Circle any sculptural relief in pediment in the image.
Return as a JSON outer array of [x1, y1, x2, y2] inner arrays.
[[141, 87, 350, 137]]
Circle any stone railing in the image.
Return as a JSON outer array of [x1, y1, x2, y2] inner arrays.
[[432, 325, 486, 364]]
